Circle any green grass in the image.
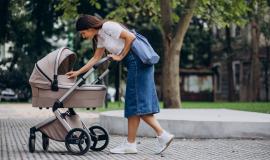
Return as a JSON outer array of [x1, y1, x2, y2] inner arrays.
[[1, 101, 269, 114], [96, 101, 124, 112], [91, 101, 270, 114], [181, 102, 270, 114]]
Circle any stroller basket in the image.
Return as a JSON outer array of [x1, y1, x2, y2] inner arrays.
[[31, 84, 106, 108]]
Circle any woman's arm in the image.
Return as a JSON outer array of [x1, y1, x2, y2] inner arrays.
[[66, 47, 105, 79], [108, 30, 135, 61]]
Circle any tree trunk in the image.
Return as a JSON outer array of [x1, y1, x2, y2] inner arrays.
[[160, 0, 197, 108], [0, 0, 9, 43], [162, 44, 181, 108], [225, 26, 234, 101], [248, 19, 261, 101], [264, 41, 269, 101]]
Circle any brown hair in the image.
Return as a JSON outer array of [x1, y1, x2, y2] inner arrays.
[[76, 15, 105, 51]]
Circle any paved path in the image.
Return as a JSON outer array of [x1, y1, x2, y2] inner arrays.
[[1, 103, 270, 160]]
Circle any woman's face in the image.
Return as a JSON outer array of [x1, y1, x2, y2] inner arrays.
[[79, 28, 97, 39]]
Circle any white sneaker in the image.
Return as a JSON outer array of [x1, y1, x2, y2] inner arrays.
[[156, 130, 174, 154], [110, 139, 138, 154]]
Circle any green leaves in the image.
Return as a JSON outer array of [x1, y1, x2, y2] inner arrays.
[[260, 3, 270, 42], [105, 0, 160, 28], [90, 0, 101, 9], [55, 0, 80, 20], [56, 0, 250, 29], [196, 0, 250, 27]]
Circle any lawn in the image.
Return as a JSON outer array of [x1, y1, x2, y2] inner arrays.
[[1, 101, 269, 114], [181, 102, 270, 113], [93, 101, 270, 114]]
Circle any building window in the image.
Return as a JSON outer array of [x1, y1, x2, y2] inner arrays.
[[213, 63, 222, 92], [232, 61, 241, 91], [183, 75, 213, 93]]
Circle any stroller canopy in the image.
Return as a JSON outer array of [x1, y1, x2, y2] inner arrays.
[[29, 47, 77, 90]]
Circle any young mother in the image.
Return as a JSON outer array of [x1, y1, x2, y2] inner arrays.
[[66, 15, 174, 154]]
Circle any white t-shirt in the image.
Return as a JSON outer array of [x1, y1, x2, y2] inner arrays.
[[97, 21, 127, 55]]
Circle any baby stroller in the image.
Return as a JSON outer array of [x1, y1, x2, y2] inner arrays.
[[28, 47, 111, 155]]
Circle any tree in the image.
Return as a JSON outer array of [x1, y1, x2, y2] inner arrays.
[[160, 0, 250, 107], [253, 0, 270, 101], [0, 0, 64, 95], [247, 0, 270, 101], [58, 0, 249, 108], [181, 18, 212, 69], [159, 0, 196, 108], [0, 0, 9, 44], [261, 17, 270, 101]]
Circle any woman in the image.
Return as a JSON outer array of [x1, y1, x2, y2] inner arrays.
[[66, 15, 174, 154]]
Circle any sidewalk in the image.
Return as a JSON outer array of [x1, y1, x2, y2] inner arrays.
[[1, 103, 270, 160], [100, 109, 270, 139]]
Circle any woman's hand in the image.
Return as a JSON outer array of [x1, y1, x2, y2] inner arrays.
[[108, 54, 122, 61], [66, 70, 80, 79]]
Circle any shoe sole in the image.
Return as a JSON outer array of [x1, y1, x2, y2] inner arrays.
[[110, 150, 138, 154], [157, 135, 174, 154], [110, 152, 137, 154]]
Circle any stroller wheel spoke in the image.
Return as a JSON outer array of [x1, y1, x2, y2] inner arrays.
[[78, 143, 84, 152], [79, 132, 85, 140], [68, 138, 79, 144], [65, 128, 91, 155], [97, 134, 107, 141], [92, 140, 97, 149], [89, 125, 109, 151]]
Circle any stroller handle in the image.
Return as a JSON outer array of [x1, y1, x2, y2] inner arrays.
[[93, 56, 112, 69]]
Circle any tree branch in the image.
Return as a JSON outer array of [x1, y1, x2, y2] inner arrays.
[[173, 0, 197, 52], [160, 0, 173, 40]]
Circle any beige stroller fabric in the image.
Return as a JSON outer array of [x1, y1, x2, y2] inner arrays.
[[39, 114, 83, 141], [29, 47, 76, 89], [29, 47, 106, 108]]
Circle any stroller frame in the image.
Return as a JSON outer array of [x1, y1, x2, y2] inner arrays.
[[28, 49, 112, 155]]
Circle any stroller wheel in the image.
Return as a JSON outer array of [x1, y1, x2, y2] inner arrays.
[[28, 136, 35, 153], [89, 125, 109, 151], [42, 134, 49, 151], [65, 128, 91, 155]]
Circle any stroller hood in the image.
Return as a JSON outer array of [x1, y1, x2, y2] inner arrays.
[[29, 47, 77, 89]]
